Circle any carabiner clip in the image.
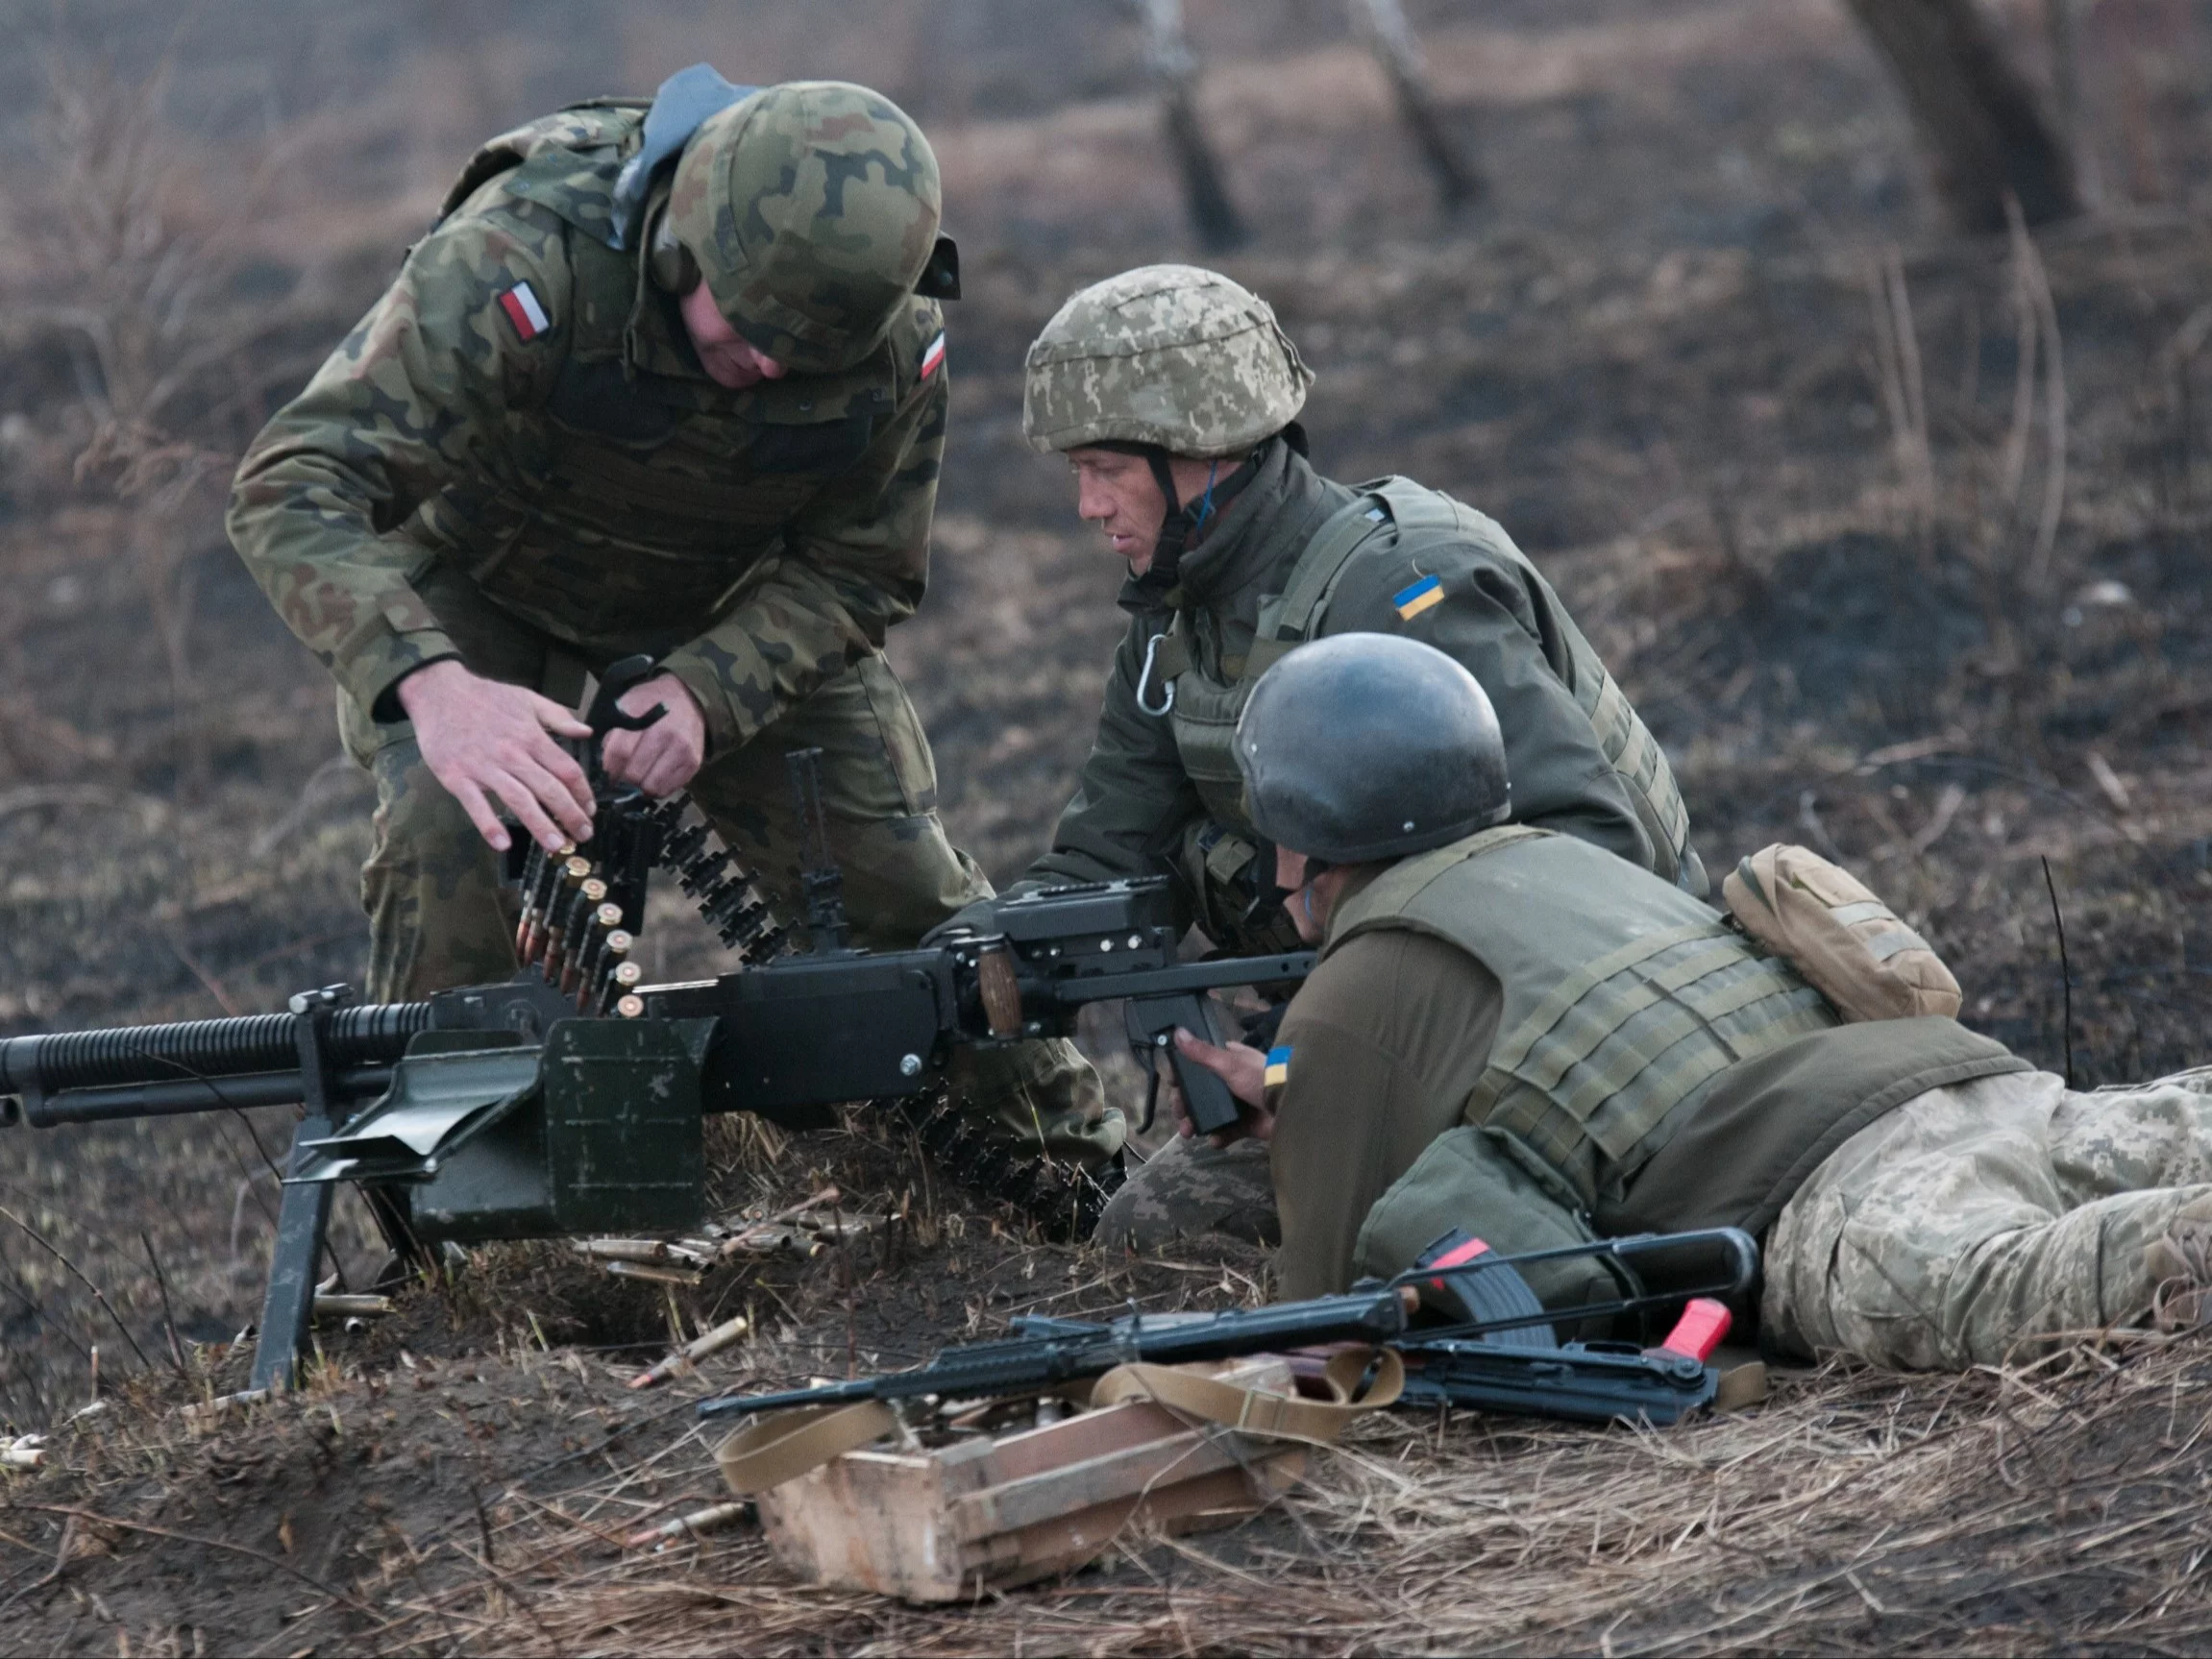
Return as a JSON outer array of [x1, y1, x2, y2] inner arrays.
[[1136, 632, 1177, 718]]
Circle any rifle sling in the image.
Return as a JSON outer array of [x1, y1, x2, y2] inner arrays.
[[1089, 1347, 1402, 1441], [715, 1400, 899, 1496]]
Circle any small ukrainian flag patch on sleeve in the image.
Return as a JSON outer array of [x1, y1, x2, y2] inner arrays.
[[1392, 573, 1445, 620], [1264, 1045, 1292, 1088]]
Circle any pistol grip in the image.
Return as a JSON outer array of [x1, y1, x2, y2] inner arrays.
[[1126, 993, 1241, 1136], [1169, 1040, 1243, 1135]]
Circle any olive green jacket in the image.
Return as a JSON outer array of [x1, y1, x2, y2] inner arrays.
[[1026, 439, 1685, 923], [227, 103, 948, 752], [1268, 831, 2028, 1303]]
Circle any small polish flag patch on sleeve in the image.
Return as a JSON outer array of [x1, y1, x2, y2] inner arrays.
[[497, 281, 552, 342], [919, 330, 946, 379]]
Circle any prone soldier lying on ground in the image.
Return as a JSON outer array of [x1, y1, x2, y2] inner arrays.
[[226, 64, 1115, 1167], [934, 264, 1702, 969], [1103, 632, 2212, 1370]]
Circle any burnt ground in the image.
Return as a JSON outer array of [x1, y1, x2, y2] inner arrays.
[[6, 0, 2212, 1650]]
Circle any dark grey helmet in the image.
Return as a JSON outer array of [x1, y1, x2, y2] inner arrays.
[[1236, 633, 1511, 864]]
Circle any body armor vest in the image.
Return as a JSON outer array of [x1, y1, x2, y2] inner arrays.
[[411, 105, 920, 649], [1328, 827, 1836, 1208], [1144, 477, 1703, 890]]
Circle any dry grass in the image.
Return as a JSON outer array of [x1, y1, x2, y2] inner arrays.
[[122, 1334, 2187, 1656]]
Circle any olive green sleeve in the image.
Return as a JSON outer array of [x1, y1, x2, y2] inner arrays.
[[1267, 930, 1503, 1298], [226, 203, 571, 717], [1323, 538, 1658, 872], [1022, 616, 1205, 891], [659, 366, 948, 752]]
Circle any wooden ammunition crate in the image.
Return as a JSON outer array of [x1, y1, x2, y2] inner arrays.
[[758, 1356, 1306, 1601]]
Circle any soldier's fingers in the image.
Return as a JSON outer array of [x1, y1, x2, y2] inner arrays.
[[635, 734, 700, 798], [600, 727, 639, 783], [448, 779, 512, 854], [483, 770, 571, 853], [508, 755, 597, 841], [528, 693, 594, 741], [527, 733, 595, 817]]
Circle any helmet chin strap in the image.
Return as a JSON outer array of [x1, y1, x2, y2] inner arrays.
[[1131, 452, 1221, 602]]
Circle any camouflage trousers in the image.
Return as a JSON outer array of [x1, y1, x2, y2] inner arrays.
[[338, 581, 1120, 1167], [1094, 1134, 1279, 1251], [1763, 1066, 2212, 1369]]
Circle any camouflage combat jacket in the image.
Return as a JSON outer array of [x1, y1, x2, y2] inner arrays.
[[1026, 439, 1701, 928], [227, 103, 949, 751]]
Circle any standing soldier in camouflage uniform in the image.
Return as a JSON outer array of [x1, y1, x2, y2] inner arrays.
[[228, 67, 1116, 1166], [1118, 634, 2212, 1370]]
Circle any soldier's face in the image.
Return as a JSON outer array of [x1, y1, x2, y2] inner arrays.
[[1276, 847, 1349, 944], [677, 282, 791, 389], [1069, 449, 1165, 570], [1067, 449, 1217, 573]]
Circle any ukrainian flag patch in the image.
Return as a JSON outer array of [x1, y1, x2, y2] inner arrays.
[[1393, 573, 1444, 620], [1264, 1045, 1292, 1088]]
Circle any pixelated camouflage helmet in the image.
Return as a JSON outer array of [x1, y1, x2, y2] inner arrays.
[[665, 82, 942, 375], [1022, 265, 1315, 458], [1237, 634, 1512, 865]]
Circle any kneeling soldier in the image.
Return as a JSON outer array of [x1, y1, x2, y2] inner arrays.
[[228, 68, 1115, 1167], [940, 264, 1702, 968], [1106, 632, 2212, 1370]]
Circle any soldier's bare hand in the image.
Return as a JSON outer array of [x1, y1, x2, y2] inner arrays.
[[1167, 1027, 1275, 1148], [397, 660, 596, 854], [600, 673, 707, 797]]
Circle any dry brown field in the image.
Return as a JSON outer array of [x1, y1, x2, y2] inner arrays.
[[6, 1, 2212, 1649]]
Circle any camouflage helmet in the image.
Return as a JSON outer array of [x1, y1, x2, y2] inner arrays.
[[666, 82, 941, 375], [1238, 634, 1511, 865], [1022, 265, 1314, 458]]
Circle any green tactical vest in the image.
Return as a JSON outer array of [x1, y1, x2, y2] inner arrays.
[[1142, 477, 1704, 891], [1327, 826, 1838, 1211], [410, 106, 928, 647]]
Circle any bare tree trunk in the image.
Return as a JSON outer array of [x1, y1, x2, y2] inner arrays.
[[1139, 0, 1247, 251], [1845, 0, 2082, 232], [1351, 0, 1484, 211], [2040, 0, 2100, 203]]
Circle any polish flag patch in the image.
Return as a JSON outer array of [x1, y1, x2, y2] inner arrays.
[[919, 330, 946, 380], [497, 281, 552, 342]]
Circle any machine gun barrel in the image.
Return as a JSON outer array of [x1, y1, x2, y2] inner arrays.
[[11, 1066, 400, 1127], [0, 1003, 430, 1109]]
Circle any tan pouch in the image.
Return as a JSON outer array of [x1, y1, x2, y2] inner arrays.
[[1721, 843, 1960, 1023]]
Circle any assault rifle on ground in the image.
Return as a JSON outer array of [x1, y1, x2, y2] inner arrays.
[[0, 660, 1310, 1390], [700, 1228, 1760, 1429]]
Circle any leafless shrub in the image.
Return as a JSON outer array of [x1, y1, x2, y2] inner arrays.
[[2, 44, 307, 790], [1864, 210, 2071, 715]]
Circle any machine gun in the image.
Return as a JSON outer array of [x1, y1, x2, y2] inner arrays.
[[700, 1228, 1759, 1431], [0, 663, 1314, 1390]]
